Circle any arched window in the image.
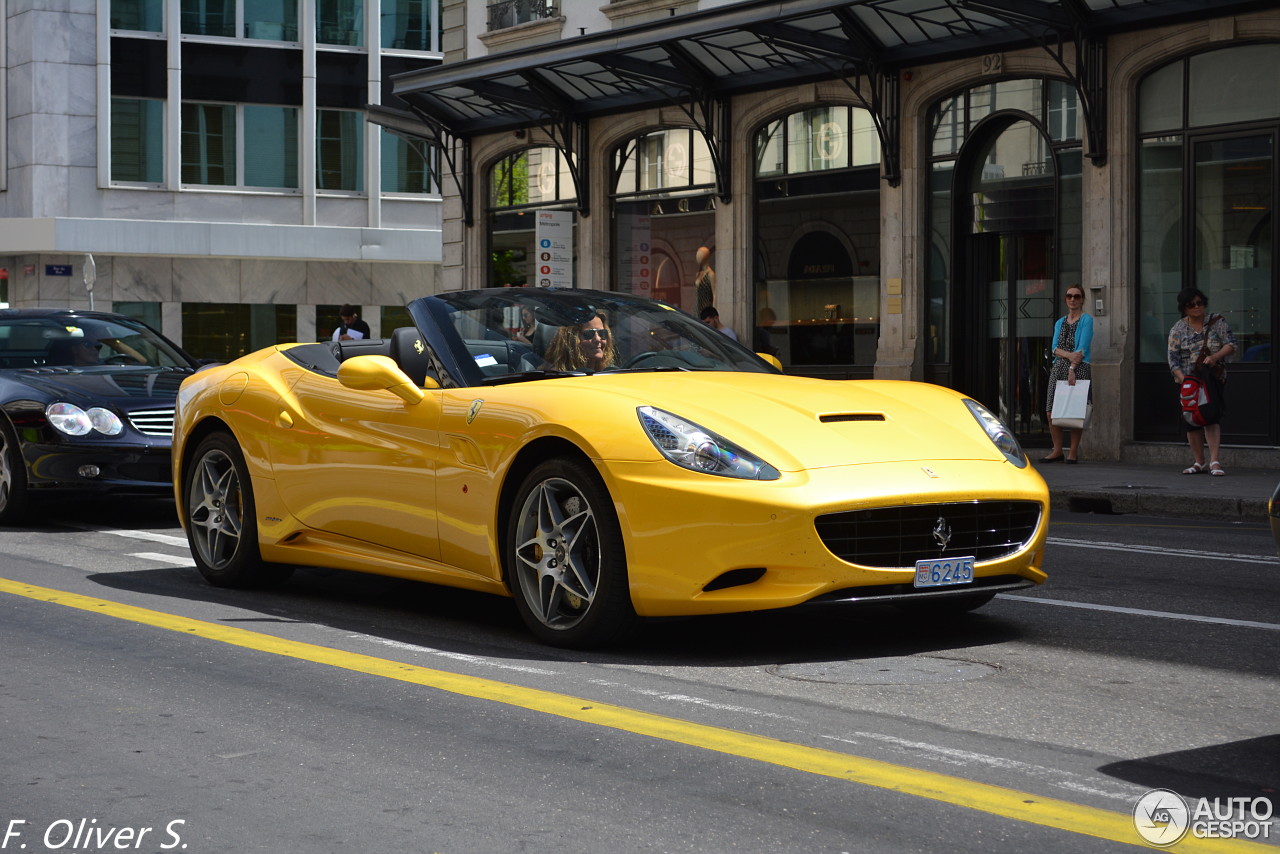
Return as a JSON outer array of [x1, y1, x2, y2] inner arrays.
[[751, 105, 881, 378], [487, 146, 577, 288], [611, 129, 716, 311], [925, 79, 1082, 436], [1135, 43, 1280, 444]]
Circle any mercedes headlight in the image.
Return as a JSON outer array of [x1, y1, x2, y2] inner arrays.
[[46, 403, 124, 437], [638, 406, 779, 480], [963, 399, 1026, 467]]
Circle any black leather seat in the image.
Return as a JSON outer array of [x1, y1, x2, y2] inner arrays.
[[389, 327, 439, 387]]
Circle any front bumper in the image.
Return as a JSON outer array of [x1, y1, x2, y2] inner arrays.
[[600, 458, 1050, 617], [23, 440, 173, 495]]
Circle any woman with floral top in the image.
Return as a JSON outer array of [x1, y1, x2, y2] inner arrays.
[[1168, 287, 1236, 476]]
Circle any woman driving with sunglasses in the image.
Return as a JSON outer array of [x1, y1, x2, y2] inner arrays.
[[543, 310, 616, 372]]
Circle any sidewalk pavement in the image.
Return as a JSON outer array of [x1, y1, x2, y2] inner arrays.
[[1032, 458, 1278, 523]]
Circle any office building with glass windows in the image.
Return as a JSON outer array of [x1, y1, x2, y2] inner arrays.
[[383, 0, 1279, 464], [0, 1, 443, 361]]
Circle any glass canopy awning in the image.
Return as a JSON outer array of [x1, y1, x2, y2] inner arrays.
[[370, 0, 1267, 222]]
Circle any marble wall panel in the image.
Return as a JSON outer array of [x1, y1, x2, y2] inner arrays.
[[371, 262, 437, 306], [173, 191, 247, 224], [68, 116, 98, 175], [66, 64, 97, 118], [242, 260, 307, 304], [175, 257, 240, 302], [31, 164, 72, 218], [307, 261, 373, 305], [6, 115, 35, 172], [239, 193, 306, 225], [113, 255, 173, 302], [380, 199, 441, 230], [102, 189, 177, 220], [1, 256, 41, 306], [36, 254, 75, 304], [7, 62, 35, 118], [66, 8, 98, 66], [315, 198, 369, 228]]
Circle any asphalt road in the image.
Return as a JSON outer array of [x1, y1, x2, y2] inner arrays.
[[0, 499, 1276, 853]]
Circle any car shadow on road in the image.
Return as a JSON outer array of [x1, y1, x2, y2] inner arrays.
[[84, 562, 1027, 668], [1098, 734, 1280, 801]]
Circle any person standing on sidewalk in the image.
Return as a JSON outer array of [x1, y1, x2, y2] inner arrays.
[[1042, 285, 1093, 464], [1168, 287, 1236, 476]]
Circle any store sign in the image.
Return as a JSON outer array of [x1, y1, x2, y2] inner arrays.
[[46, 265, 72, 276], [534, 210, 574, 288]]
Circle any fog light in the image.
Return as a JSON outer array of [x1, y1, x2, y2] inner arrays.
[[78, 465, 101, 478]]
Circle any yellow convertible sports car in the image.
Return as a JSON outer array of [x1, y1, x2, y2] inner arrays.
[[173, 288, 1049, 647]]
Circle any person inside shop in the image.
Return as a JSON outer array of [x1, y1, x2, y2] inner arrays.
[[699, 306, 738, 341]]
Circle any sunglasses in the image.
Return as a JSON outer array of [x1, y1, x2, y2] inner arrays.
[[579, 329, 609, 341], [79, 341, 102, 349], [1186, 300, 1206, 308], [1065, 293, 1084, 300]]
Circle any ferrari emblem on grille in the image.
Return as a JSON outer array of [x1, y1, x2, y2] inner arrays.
[[932, 517, 952, 550]]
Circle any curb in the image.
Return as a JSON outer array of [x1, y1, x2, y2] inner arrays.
[[1047, 488, 1269, 523]]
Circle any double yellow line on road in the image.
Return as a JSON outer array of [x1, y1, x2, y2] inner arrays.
[[1, 577, 1268, 852]]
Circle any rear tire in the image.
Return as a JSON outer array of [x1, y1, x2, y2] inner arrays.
[[183, 431, 292, 588], [506, 457, 635, 648], [0, 418, 30, 526]]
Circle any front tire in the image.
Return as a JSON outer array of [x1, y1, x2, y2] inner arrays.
[[183, 432, 292, 588], [0, 418, 30, 525], [506, 457, 635, 648]]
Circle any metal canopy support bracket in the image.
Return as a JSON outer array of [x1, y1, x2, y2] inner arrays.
[[366, 104, 474, 225], [958, 0, 1108, 165], [749, 15, 901, 187], [599, 42, 732, 204], [493, 68, 591, 220]]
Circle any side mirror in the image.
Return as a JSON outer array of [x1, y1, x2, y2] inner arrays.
[[338, 355, 433, 404], [757, 353, 783, 372]]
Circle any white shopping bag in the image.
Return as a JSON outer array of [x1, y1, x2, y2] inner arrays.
[[1050, 379, 1092, 429]]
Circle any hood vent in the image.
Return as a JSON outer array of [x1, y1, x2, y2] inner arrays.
[[819, 413, 885, 423]]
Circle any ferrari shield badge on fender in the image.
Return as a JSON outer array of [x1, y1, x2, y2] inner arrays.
[[467, 399, 484, 424]]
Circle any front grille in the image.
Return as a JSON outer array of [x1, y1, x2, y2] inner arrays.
[[127, 407, 175, 438], [815, 501, 1041, 568]]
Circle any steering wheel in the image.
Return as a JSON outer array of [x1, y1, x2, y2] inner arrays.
[[104, 354, 142, 365], [622, 351, 665, 369]]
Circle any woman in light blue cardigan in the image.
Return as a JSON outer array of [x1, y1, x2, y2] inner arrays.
[[1042, 285, 1093, 463]]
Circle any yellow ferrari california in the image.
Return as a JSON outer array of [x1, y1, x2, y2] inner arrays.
[[173, 288, 1049, 647]]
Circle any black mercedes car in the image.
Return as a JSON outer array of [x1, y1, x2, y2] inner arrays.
[[0, 308, 203, 524]]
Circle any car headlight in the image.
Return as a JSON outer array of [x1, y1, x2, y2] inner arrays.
[[638, 406, 779, 480], [963, 399, 1026, 468], [46, 403, 124, 437]]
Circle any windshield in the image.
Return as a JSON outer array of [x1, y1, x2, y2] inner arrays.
[[413, 289, 778, 385], [0, 316, 195, 369]]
